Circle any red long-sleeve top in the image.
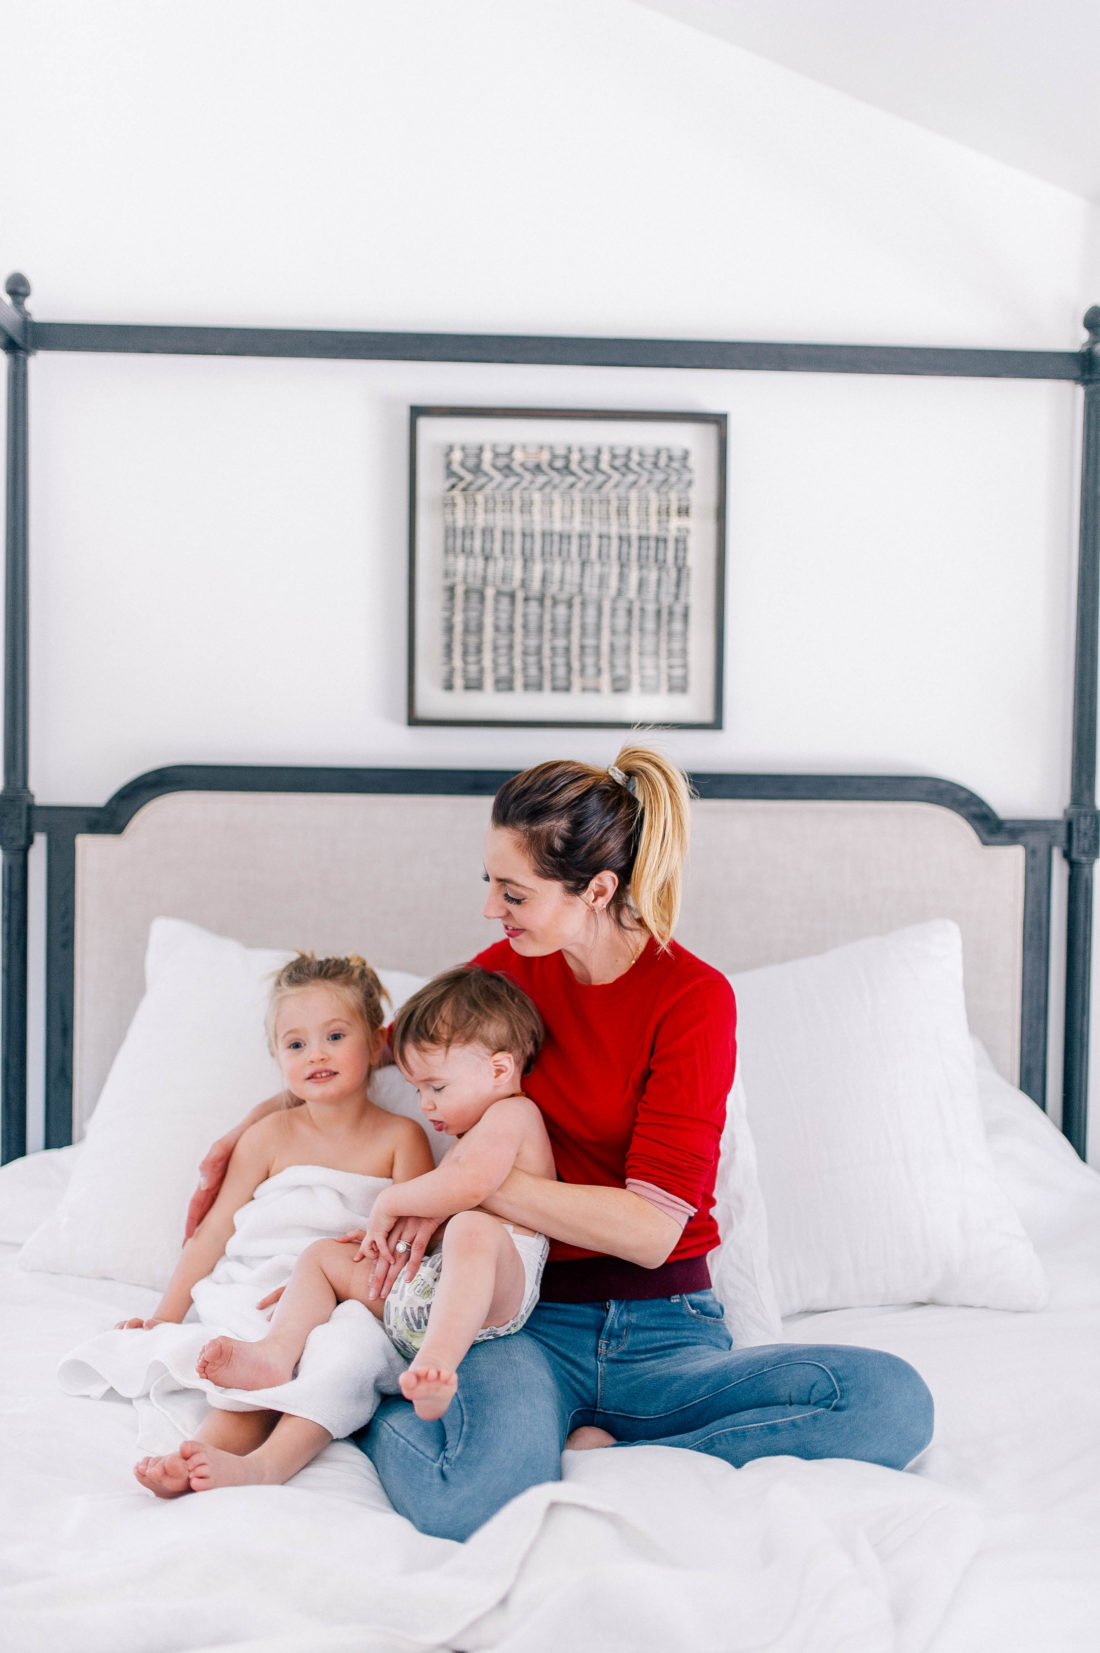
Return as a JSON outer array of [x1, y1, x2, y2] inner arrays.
[[471, 937, 737, 1299]]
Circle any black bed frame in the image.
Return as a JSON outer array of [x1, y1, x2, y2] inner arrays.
[[3, 274, 1099, 1163]]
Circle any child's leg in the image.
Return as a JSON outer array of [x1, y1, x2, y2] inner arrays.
[[401, 1211, 525, 1421], [134, 1408, 277, 1498], [197, 1238, 382, 1390], [181, 1411, 333, 1492]]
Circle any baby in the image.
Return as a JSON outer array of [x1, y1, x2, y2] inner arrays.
[[198, 965, 555, 1423]]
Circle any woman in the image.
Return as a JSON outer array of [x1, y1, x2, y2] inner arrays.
[[190, 746, 933, 1539]]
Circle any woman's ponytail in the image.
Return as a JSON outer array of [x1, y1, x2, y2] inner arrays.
[[610, 744, 692, 949]]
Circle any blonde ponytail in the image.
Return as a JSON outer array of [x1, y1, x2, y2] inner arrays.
[[611, 744, 692, 949]]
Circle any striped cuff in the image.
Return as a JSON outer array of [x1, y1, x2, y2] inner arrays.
[[626, 1179, 696, 1229]]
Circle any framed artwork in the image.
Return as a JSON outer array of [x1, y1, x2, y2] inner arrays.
[[407, 407, 727, 727]]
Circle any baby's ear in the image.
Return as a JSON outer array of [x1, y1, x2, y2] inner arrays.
[[489, 1049, 519, 1086]]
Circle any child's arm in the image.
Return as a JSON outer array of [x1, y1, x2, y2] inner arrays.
[[184, 1092, 301, 1239], [390, 1115, 437, 1183], [119, 1122, 274, 1327], [359, 1097, 541, 1262]]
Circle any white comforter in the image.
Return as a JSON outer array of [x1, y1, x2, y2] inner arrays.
[[2, 1080, 1099, 1653]]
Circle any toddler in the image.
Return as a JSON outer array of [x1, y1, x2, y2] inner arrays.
[[196, 965, 554, 1426], [63, 953, 433, 1496]]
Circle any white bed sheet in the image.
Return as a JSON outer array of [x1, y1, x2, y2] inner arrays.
[[2, 1071, 1099, 1653]]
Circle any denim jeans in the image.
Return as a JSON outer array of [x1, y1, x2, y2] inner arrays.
[[356, 1290, 935, 1541]]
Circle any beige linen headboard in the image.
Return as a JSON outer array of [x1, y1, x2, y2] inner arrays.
[[70, 788, 1025, 1137]]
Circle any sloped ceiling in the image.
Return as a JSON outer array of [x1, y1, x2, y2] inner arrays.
[[634, 0, 1100, 203]]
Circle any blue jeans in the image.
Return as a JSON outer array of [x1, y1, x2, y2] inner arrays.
[[355, 1291, 934, 1541]]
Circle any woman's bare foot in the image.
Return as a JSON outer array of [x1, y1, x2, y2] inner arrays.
[[134, 1452, 192, 1497], [399, 1363, 458, 1420], [179, 1437, 273, 1491], [196, 1336, 295, 1390], [564, 1426, 617, 1451]]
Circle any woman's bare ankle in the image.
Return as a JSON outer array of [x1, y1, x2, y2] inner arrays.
[[564, 1425, 617, 1451]]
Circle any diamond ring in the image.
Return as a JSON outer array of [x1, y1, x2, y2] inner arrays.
[[394, 1240, 410, 1255]]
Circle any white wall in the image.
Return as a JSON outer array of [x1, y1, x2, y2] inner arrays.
[[2, 0, 1097, 1152], [1085, 206, 1100, 316]]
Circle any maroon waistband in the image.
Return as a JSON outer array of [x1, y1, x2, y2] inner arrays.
[[539, 1252, 712, 1303]]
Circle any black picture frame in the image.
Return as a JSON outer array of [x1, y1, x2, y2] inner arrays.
[[408, 407, 727, 728]]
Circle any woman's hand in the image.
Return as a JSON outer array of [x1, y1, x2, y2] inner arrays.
[[255, 1218, 434, 1313], [367, 1215, 437, 1299], [115, 1316, 172, 1331], [183, 1126, 245, 1239]]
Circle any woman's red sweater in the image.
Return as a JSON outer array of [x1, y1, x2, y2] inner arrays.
[[470, 937, 737, 1300]]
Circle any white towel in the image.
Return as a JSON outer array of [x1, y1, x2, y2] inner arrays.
[[59, 1164, 407, 1446]]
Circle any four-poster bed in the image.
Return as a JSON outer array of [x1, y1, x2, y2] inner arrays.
[[3, 274, 1099, 1163], [2, 274, 1099, 1653]]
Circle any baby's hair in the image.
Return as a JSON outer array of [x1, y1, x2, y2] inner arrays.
[[265, 952, 389, 1054], [392, 966, 544, 1076]]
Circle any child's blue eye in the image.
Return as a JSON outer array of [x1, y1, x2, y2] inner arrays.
[[287, 1039, 304, 1050], [328, 1031, 345, 1042]]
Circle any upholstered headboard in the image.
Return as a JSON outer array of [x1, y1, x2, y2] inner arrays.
[[66, 781, 1029, 1138]]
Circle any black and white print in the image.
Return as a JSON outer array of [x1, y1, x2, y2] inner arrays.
[[409, 411, 725, 728], [440, 441, 693, 698]]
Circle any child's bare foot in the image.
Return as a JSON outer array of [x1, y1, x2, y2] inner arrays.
[[399, 1363, 458, 1420], [196, 1336, 295, 1390], [179, 1437, 272, 1491], [134, 1452, 192, 1497], [564, 1426, 617, 1450]]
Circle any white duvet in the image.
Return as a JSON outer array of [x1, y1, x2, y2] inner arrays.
[[56, 1165, 406, 1445], [2, 1079, 1099, 1653]]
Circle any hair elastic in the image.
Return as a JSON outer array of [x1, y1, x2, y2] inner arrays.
[[607, 764, 638, 798]]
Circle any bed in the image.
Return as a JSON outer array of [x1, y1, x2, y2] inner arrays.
[[2, 283, 1100, 1651], [0, 772, 1096, 1653]]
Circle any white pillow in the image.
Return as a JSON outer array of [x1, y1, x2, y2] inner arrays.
[[730, 920, 1049, 1316], [973, 1036, 1100, 1304], [0, 1144, 81, 1244], [19, 918, 432, 1291], [709, 1069, 784, 1346]]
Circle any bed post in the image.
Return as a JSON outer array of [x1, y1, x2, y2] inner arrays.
[[1062, 306, 1100, 1160], [1, 273, 33, 1164]]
